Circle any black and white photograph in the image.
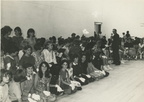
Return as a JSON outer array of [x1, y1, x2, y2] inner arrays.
[[1, 0, 144, 102]]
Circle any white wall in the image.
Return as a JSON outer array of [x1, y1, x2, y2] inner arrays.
[[1, 0, 144, 39]]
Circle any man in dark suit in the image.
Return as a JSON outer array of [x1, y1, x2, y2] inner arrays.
[[112, 29, 121, 65]]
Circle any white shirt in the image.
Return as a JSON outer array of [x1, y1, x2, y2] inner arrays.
[[42, 49, 57, 64]]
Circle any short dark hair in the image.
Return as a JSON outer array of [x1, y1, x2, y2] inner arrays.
[[13, 69, 26, 82], [60, 60, 70, 68], [23, 63, 34, 69], [0, 69, 11, 83], [27, 28, 35, 38], [34, 43, 41, 51], [23, 45, 32, 53], [1, 26, 12, 37], [14, 27, 22, 36], [72, 54, 79, 61]]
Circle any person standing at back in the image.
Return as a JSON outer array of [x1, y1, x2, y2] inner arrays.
[[111, 29, 121, 65]]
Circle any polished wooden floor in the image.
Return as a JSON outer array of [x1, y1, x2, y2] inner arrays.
[[57, 60, 144, 102]]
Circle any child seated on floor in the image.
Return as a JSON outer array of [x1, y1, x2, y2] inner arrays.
[[0, 69, 11, 102]]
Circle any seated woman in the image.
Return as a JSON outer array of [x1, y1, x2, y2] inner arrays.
[[34, 61, 56, 102], [0, 69, 11, 102], [20, 63, 36, 102], [18, 39, 29, 60], [64, 60, 82, 90], [70, 54, 89, 85], [59, 60, 77, 94], [19, 45, 35, 71], [91, 51, 109, 78], [42, 40, 58, 75], [32, 43, 44, 72], [9, 69, 26, 102], [87, 57, 106, 80], [79, 54, 95, 82], [93, 42, 112, 71]]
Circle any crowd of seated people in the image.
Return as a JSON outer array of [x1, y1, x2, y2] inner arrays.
[[0, 26, 144, 102]]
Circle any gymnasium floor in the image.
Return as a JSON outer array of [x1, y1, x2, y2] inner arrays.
[[57, 60, 144, 102]]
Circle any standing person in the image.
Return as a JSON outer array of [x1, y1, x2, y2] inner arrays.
[[26, 28, 36, 51], [1, 26, 13, 54], [111, 29, 121, 65], [12, 27, 24, 50]]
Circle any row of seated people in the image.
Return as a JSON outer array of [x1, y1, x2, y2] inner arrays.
[[1, 26, 111, 102], [1, 25, 143, 102], [1, 43, 109, 102]]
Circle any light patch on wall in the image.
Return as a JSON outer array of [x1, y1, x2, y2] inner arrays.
[[82, 29, 89, 35], [140, 23, 144, 27], [92, 11, 98, 18]]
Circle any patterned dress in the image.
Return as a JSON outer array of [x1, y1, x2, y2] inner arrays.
[[32, 52, 44, 72], [34, 74, 56, 102]]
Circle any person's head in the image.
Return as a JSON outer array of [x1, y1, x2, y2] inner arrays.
[[0, 69, 11, 84], [39, 62, 50, 78], [81, 54, 87, 63], [13, 69, 26, 82], [44, 40, 53, 51], [14, 27, 22, 37], [51, 36, 56, 43], [122, 32, 125, 35], [20, 39, 29, 50], [23, 63, 34, 75], [36, 38, 46, 47], [72, 54, 79, 63], [61, 60, 69, 69], [140, 39, 144, 44], [71, 33, 76, 38], [1, 26, 12, 37], [112, 29, 117, 34], [102, 36, 106, 39], [126, 31, 129, 34], [34, 43, 42, 51], [27, 28, 35, 38], [23, 45, 32, 55]]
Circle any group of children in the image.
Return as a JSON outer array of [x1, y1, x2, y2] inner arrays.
[[1, 26, 144, 102]]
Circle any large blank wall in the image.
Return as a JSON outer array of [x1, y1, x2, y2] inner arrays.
[[1, 0, 144, 39]]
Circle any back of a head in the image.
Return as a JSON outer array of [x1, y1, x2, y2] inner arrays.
[[1, 26, 12, 37]]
